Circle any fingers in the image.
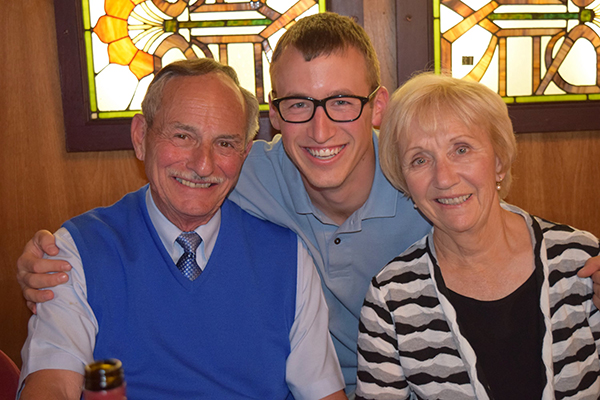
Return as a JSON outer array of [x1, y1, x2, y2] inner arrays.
[[594, 292, 600, 311], [27, 301, 37, 314], [18, 254, 71, 276], [577, 255, 600, 278], [19, 267, 69, 291], [33, 230, 60, 256], [24, 287, 55, 303]]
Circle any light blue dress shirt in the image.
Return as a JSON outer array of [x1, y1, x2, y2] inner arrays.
[[19, 188, 344, 400], [229, 132, 432, 393]]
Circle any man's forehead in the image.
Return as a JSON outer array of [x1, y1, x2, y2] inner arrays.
[[272, 46, 370, 96]]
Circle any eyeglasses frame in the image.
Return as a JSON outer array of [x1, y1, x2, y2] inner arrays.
[[271, 86, 381, 124]]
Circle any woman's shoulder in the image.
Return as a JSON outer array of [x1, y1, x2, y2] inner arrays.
[[502, 202, 599, 254], [372, 235, 432, 287], [532, 215, 599, 258]]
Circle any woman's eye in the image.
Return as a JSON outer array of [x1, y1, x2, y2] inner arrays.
[[457, 146, 468, 155], [412, 158, 426, 166]]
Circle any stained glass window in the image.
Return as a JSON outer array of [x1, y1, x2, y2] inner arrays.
[[82, 0, 324, 120], [433, 0, 600, 104]]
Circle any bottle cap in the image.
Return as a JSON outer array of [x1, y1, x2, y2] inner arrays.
[[84, 359, 124, 391]]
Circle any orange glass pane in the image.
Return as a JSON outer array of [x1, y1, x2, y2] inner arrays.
[[94, 15, 128, 43], [104, 0, 135, 19], [130, 51, 155, 79], [108, 37, 138, 65]]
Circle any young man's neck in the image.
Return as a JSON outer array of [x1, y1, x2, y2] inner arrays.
[[303, 154, 376, 226]]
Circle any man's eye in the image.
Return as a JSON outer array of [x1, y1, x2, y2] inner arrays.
[[331, 99, 352, 107], [175, 134, 188, 140], [288, 101, 309, 109], [219, 141, 233, 148], [457, 146, 468, 155]]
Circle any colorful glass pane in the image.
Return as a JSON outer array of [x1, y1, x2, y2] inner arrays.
[[434, 0, 600, 103], [82, 0, 325, 119]]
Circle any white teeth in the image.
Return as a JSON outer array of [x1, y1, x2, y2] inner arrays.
[[175, 177, 212, 188], [306, 146, 344, 160], [437, 194, 471, 205]]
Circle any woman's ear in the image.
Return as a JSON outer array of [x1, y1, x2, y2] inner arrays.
[[495, 155, 505, 182]]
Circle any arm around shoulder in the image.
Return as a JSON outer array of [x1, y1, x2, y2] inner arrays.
[[17, 229, 73, 312], [19, 369, 83, 400], [577, 246, 600, 310]]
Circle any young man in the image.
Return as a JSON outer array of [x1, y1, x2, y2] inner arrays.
[[17, 12, 600, 397]]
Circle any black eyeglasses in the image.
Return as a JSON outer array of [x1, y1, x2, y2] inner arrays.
[[271, 86, 380, 123]]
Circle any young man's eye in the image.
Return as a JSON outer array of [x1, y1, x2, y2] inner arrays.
[[288, 101, 309, 109]]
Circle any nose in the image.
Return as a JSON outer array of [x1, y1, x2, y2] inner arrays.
[[308, 106, 337, 144], [187, 143, 215, 177], [433, 158, 459, 189]]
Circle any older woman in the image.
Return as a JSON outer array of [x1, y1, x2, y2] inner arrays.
[[356, 73, 600, 399]]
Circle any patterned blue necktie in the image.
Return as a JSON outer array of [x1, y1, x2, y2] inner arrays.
[[175, 232, 202, 281]]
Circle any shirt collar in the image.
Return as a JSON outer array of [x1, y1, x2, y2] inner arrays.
[[281, 130, 400, 225], [145, 187, 221, 267]]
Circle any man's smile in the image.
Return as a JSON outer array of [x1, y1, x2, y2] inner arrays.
[[305, 145, 346, 160]]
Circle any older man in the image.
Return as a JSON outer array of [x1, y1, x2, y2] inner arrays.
[[16, 12, 600, 397], [18, 59, 346, 400]]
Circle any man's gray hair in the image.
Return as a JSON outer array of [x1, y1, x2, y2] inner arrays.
[[141, 58, 259, 143]]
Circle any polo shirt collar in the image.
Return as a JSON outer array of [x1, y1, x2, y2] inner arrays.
[[281, 130, 400, 224]]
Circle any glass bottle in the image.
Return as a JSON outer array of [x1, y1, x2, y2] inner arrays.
[[83, 358, 127, 400]]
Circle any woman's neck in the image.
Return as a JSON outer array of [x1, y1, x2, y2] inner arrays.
[[433, 204, 534, 301]]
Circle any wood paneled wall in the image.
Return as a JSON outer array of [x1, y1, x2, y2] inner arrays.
[[0, 2, 148, 365], [1, 0, 598, 367]]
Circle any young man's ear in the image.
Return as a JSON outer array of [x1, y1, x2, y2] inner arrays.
[[371, 86, 390, 129], [131, 114, 148, 162], [268, 92, 282, 131]]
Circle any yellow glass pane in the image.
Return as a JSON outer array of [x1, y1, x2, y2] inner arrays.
[[82, 0, 324, 118]]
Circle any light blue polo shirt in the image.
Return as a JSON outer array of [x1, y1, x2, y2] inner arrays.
[[229, 131, 431, 394]]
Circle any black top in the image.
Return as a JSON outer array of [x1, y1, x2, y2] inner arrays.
[[446, 271, 544, 400]]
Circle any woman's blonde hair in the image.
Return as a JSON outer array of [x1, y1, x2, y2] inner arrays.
[[379, 72, 517, 199]]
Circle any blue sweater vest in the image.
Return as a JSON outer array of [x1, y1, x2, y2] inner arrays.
[[63, 187, 298, 399]]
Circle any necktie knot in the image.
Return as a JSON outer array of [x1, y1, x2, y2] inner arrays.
[[176, 231, 202, 254], [175, 231, 202, 281]]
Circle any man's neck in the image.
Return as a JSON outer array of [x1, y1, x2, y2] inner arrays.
[[303, 153, 376, 226]]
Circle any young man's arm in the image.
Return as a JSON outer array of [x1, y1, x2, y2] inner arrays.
[[20, 370, 83, 400]]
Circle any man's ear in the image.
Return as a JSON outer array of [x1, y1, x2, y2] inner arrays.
[[268, 92, 281, 131], [371, 86, 390, 128], [131, 114, 147, 161], [243, 138, 253, 159]]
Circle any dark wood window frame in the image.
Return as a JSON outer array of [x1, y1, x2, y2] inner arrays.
[[54, 0, 596, 152]]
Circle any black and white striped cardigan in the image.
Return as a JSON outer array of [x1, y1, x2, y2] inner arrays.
[[356, 203, 600, 400]]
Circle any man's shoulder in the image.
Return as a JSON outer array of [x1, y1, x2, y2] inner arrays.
[[222, 198, 296, 236], [65, 186, 147, 233]]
